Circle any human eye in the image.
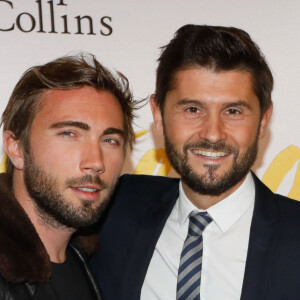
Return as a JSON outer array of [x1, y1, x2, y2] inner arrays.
[[103, 137, 117, 144], [102, 136, 123, 147], [225, 108, 241, 115], [185, 106, 200, 114], [58, 131, 76, 138], [223, 107, 246, 121]]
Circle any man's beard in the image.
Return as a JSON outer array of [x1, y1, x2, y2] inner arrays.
[[164, 134, 259, 196], [24, 153, 116, 230]]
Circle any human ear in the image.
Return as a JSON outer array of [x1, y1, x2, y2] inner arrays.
[[150, 94, 164, 136], [3, 130, 24, 170], [259, 102, 273, 139]]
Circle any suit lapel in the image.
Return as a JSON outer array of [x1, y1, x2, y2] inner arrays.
[[240, 174, 279, 300], [121, 184, 179, 298]]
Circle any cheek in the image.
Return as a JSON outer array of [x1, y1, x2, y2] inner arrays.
[[227, 124, 259, 149], [164, 119, 198, 145], [102, 150, 124, 175], [30, 138, 80, 172]]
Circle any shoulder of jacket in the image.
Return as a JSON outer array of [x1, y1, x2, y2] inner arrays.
[[119, 174, 179, 187]]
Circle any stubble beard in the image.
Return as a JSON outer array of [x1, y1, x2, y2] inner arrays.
[[23, 153, 117, 230], [164, 134, 259, 196]]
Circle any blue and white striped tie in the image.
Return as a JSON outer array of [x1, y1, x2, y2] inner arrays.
[[176, 210, 212, 300]]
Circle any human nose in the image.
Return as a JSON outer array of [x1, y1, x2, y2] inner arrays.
[[79, 140, 105, 174], [199, 113, 226, 143]]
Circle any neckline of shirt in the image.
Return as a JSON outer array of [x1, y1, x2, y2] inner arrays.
[[177, 172, 255, 233]]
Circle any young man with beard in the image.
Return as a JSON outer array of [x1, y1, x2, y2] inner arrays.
[[90, 25, 300, 300], [0, 54, 137, 299]]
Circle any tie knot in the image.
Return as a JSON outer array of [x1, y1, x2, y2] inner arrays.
[[188, 210, 212, 236]]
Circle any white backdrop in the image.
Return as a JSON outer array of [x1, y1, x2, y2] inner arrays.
[[0, 0, 299, 200]]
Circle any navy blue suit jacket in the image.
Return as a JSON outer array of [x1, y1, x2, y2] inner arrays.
[[90, 174, 300, 300]]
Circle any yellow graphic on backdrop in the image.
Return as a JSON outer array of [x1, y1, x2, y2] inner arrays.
[[135, 129, 148, 139], [0, 155, 6, 173], [133, 130, 172, 175], [134, 148, 171, 176], [262, 145, 300, 200]]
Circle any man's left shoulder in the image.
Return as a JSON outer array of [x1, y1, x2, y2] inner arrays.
[[254, 175, 300, 219], [275, 193, 300, 218]]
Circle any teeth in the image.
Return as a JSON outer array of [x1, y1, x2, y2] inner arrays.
[[192, 149, 228, 158], [77, 187, 97, 192]]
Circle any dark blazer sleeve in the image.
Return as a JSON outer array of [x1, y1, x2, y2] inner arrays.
[[241, 174, 300, 300], [89, 174, 179, 300]]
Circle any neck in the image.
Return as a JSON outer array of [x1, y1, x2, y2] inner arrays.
[[12, 170, 75, 263], [181, 175, 247, 210]]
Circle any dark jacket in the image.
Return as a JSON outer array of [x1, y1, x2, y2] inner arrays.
[[90, 173, 300, 300], [0, 173, 102, 300]]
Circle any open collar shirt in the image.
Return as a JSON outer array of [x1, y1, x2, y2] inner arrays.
[[141, 173, 255, 300]]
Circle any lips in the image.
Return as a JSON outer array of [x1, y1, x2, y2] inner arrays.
[[72, 183, 101, 192], [191, 149, 230, 159], [70, 184, 102, 201], [74, 187, 99, 192]]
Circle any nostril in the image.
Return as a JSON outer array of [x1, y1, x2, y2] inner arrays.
[[96, 166, 105, 173], [82, 164, 105, 174]]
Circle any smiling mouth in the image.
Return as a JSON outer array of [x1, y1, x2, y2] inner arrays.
[[74, 187, 99, 192], [191, 149, 229, 159]]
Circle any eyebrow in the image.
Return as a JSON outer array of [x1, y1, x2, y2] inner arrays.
[[49, 121, 125, 137], [176, 99, 207, 109], [103, 127, 125, 138], [50, 121, 90, 130], [222, 101, 252, 110]]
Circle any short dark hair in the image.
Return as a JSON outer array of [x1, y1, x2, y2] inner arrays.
[[1, 53, 137, 176], [155, 24, 273, 114]]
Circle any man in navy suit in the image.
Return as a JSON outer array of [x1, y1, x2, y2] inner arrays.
[[90, 25, 300, 300]]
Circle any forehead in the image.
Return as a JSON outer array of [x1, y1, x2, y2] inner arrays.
[[168, 67, 257, 102], [33, 86, 124, 130]]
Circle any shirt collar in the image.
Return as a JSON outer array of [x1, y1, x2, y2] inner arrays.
[[178, 173, 255, 232]]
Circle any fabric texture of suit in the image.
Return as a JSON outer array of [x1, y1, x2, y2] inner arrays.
[[90, 173, 300, 300]]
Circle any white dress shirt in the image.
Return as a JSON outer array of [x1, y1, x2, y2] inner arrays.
[[141, 173, 255, 300]]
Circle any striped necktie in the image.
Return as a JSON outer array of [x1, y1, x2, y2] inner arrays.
[[176, 210, 213, 300]]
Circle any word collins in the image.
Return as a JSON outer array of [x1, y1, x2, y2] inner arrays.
[[0, 0, 113, 36]]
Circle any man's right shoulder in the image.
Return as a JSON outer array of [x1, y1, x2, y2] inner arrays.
[[111, 174, 179, 209], [118, 174, 179, 189]]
